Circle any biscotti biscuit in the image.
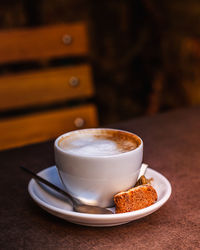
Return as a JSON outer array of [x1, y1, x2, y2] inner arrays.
[[114, 184, 157, 213]]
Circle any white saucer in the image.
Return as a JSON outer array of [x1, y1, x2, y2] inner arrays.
[[28, 165, 172, 227]]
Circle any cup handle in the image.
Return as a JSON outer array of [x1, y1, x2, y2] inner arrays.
[[137, 163, 148, 180]]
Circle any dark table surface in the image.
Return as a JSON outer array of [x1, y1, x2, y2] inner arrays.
[[1, 107, 200, 250]]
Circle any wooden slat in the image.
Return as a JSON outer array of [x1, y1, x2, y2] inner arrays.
[[0, 104, 98, 151], [0, 64, 94, 110], [0, 22, 88, 64]]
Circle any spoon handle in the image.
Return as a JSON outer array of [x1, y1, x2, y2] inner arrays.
[[20, 166, 74, 202]]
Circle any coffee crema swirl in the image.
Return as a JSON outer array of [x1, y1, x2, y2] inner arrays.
[[58, 129, 141, 156]]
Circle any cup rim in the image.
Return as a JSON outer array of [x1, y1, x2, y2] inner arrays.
[[54, 128, 143, 159]]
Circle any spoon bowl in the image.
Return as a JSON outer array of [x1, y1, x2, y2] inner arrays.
[[74, 204, 113, 214]]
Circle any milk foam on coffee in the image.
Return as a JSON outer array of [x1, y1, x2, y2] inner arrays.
[[58, 130, 140, 156]]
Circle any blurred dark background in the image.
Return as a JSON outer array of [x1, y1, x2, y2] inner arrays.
[[1, 0, 200, 125]]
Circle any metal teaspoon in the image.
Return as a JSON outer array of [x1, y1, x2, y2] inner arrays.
[[20, 166, 113, 215]]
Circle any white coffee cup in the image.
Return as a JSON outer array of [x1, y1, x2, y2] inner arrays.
[[54, 128, 143, 207]]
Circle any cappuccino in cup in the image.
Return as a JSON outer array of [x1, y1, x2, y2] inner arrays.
[[54, 128, 143, 207], [58, 129, 140, 157]]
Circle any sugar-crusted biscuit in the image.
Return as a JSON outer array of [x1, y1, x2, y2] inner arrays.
[[114, 184, 157, 213]]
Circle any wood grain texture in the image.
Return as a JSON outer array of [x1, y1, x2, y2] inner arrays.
[[0, 64, 94, 110], [0, 22, 88, 64], [0, 104, 98, 150]]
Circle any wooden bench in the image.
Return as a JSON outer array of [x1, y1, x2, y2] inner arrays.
[[0, 22, 98, 150]]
